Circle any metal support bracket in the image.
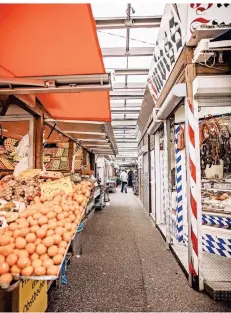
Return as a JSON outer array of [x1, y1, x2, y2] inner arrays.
[[0, 73, 114, 95]]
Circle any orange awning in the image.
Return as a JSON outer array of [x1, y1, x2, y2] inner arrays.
[[0, 4, 111, 121]]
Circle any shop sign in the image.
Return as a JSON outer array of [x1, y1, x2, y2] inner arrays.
[[41, 176, 73, 197], [148, 4, 186, 102], [18, 279, 47, 312], [187, 4, 231, 43]]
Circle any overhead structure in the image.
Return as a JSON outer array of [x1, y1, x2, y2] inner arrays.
[[92, 2, 164, 161], [95, 15, 161, 29], [102, 47, 153, 57], [45, 119, 118, 156]]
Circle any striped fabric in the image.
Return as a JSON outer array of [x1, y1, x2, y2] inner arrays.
[[175, 125, 184, 242]]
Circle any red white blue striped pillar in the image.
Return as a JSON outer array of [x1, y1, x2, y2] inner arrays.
[[185, 97, 203, 291], [174, 125, 184, 242]]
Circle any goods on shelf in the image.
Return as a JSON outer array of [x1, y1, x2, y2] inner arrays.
[[0, 178, 93, 289], [0, 177, 41, 204], [43, 148, 69, 171], [202, 189, 231, 214]]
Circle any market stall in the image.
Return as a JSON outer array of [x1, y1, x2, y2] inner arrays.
[[137, 3, 231, 299], [0, 3, 118, 311]]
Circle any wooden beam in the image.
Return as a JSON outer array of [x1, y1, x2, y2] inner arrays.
[[0, 96, 10, 116], [90, 152, 95, 171], [82, 148, 87, 166], [68, 140, 74, 172], [185, 63, 196, 106], [9, 95, 50, 118], [196, 63, 229, 76], [33, 115, 44, 169]]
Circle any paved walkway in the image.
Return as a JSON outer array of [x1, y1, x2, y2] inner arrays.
[[47, 188, 231, 312]]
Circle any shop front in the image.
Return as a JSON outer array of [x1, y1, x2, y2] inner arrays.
[[137, 3, 231, 299]]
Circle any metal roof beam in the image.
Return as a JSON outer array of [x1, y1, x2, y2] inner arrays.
[[96, 16, 161, 29], [0, 73, 114, 95], [111, 102, 142, 107], [102, 47, 153, 57], [112, 126, 136, 129], [116, 141, 137, 143], [111, 109, 140, 114], [110, 95, 144, 100], [110, 90, 144, 97], [112, 68, 149, 75], [112, 119, 137, 123]]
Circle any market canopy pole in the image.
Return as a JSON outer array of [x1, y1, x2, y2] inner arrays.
[[185, 63, 203, 291], [68, 140, 74, 173], [33, 115, 44, 169]]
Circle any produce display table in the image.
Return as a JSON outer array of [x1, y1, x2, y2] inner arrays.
[[0, 172, 97, 312]]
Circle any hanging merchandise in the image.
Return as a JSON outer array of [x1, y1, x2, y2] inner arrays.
[[0, 125, 5, 155], [200, 116, 221, 177], [13, 134, 29, 177], [176, 124, 185, 150]]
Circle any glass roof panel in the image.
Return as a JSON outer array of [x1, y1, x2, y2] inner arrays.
[[126, 99, 143, 105], [91, 3, 127, 18], [97, 29, 126, 48], [127, 75, 148, 83], [129, 28, 157, 47], [130, 2, 165, 16], [103, 57, 127, 69], [128, 56, 152, 68], [114, 75, 126, 84], [91, 2, 165, 19], [110, 100, 125, 107]]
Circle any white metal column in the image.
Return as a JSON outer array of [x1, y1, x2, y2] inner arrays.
[[150, 149, 156, 221], [154, 131, 161, 225], [164, 120, 172, 246]]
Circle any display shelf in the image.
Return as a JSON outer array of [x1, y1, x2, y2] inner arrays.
[[202, 188, 231, 192], [202, 211, 231, 219]]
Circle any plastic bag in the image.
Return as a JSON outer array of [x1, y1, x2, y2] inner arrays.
[[14, 157, 29, 177], [13, 134, 30, 176]]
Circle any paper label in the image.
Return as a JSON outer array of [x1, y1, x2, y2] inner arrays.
[[19, 169, 41, 178], [19, 279, 47, 312], [41, 176, 73, 197]]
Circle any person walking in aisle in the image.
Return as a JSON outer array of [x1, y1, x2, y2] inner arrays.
[[120, 170, 128, 193]]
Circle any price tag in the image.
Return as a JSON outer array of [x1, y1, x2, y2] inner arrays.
[[18, 279, 47, 312], [214, 183, 231, 190], [203, 183, 212, 189], [19, 169, 41, 178], [41, 176, 73, 197]]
